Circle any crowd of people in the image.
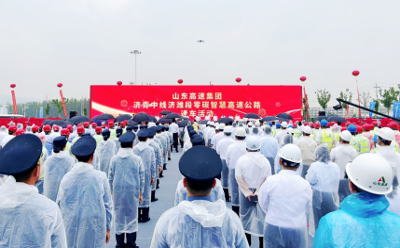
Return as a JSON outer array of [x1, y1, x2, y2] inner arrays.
[[1, 115, 400, 247]]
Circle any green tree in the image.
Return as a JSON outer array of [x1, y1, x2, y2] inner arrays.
[[45, 103, 50, 117], [52, 98, 69, 118], [339, 88, 353, 117], [360, 92, 371, 108], [315, 89, 331, 111], [33, 102, 41, 117], [379, 87, 399, 114]]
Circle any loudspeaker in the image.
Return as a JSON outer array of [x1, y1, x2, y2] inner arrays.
[[318, 111, 326, 116], [70, 111, 78, 119]]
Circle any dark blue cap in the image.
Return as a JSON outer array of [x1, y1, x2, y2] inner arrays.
[[102, 129, 110, 138], [116, 127, 123, 138], [165, 126, 169, 131], [53, 136, 67, 152], [137, 129, 148, 138], [161, 126, 166, 131], [179, 146, 221, 181], [0, 134, 42, 175], [188, 126, 194, 131], [189, 130, 197, 138], [82, 133, 91, 137], [71, 136, 96, 157], [191, 134, 205, 146], [147, 127, 157, 138], [156, 126, 163, 132], [133, 125, 138, 131], [140, 125, 147, 129], [126, 126, 133, 132], [119, 132, 136, 143]]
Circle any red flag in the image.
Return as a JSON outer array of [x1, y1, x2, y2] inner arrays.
[[304, 86, 309, 118]]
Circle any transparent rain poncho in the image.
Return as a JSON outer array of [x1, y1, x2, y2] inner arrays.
[[43, 150, 75, 202], [150, 200, 249, 247], [216, 135, 235, 189], [174, 178, 225, 206], [306, 144, 340, 231], [133, 142, 156, 208], [235, 152, 272, 236], [258, 170, 312, 248], [226, 140, 247, 206], [156, 133, 168, 164], [313, 192, 400, 247], [148, 138, 163, 191], [0, 126, 7, 145], [109, 148, 145, 235], [274, 135, 303, 175], [97, 139, 116, 177], [56, 162, 113, 248], [260, 128, 279, 174], [387, 176, 400, 215], [0, 176, 67, 247]]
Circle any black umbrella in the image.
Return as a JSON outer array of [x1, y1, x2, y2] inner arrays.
[[52, 120, 66, 127], [132, 112, 153, 123], [277, 113, 293, 120], [69, 116, 90, 124], [115, 114, 132, 122], [97, 113, 115, 120], [165, 113, 182, 119], [127, 120, 138, 126], [243, 113, 261, 119], [317, 116, 329, 121], [42, 120, 53, 125], [159, 110, 172, 115], [178, 120, 190, 127], [261, 116, 280, 122], [149, 116, 157, 122], [328, 116, 347, 123], [199, 120, 208, 124], [218, 117, 234, 124], [159, 118, 172, 124]]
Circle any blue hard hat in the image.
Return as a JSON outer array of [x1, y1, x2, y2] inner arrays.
[[347, 124, 357, 133], [321, 119, 328, 127], [276, 123, 281, 128], [268, 122, 273, 127], [288, 125, 294, 128]]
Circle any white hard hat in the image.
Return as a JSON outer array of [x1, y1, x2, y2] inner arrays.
[[278, 144, 302, 164], [248, 122, 253, 127], [303, 126, 312, 134], [378, 127, 395, 141], [215, 124, 220, 130], [219, 123, 225, 131], [224, 126, 233, 134], [246, 136, 261, 151], [346, 153, 393, 195], [235, 127, 247, 137], [287, 127, 294, 134], [339, 130, 352, 142], [207, 121, 212, 125], [281, 122, 288, 128], [255, 120, 260, 127]]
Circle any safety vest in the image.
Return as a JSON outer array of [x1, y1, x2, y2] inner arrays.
[[271, 128, 276, 137], [357, 135, 371, 154], [94, 134, 103, 146], [391, 141, 400, 153], [334, 133, 340, 143], [294, 129, 301, 138], [320, 130, 334, 149], [110, 129, 116, 140], [310, 134, 314, 140], [350, 136, 360, 152]]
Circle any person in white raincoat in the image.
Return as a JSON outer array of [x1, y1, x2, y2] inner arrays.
[[0, 134, 67, 247], [147, 127, 162, 202], [306, 144, 340, 230], [211, 123, 225, 149], [56, 135, 112, 248], [206, 123, 216, 147], [97, 129, 116, 178], [183, 126, 193, 153], [174, 177, 225, 206], [330, 130, 358, 202], [155, 126, 168, 174], [226, 127, 247, 216], [113, 127, 123, 154], [235, 136, 271, 248], [259, 126, 279, 174], [274, 134, 304, 175], [44, 136, 74, 202], [150, 146, 249, 248], [133, 129, 156, 223], [297, 126, 317, 178], [216, 126, 235, 201], [109, 132, 145, 248], [258, 144, 312, 248]]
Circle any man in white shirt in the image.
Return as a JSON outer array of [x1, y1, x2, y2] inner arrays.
[[216, 126, 235, 201], [169, 118, 179, 152], [275, 121, 288, 147], [296, 126, 317, 177], [258, 144, 312, 248], [211, 124, 225, 149]]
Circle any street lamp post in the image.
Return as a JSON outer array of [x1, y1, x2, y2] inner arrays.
[[130, 50, 141, 84]]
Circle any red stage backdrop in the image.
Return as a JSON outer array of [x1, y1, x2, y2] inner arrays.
[[90, 85, 303, 120]]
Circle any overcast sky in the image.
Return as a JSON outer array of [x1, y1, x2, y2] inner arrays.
[[1, 0, 399, 107]]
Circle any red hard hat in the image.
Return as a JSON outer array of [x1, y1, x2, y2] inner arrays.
[[315, 123, 321, 128], [304, 122, 309, 126], [43, 125, 51, 132], [95, 126, 103, 133], [61, 128, 70, 136], [15, 129, 25, 136], [293, 123, 298, 128], [362, 124, 370, 131], [91, 123, 97, 128], [32, 126, 39, 132], [9, 126, 17, 132], [120, 122, 126, 127], [67, 124, 73, 132], [83, 122, 90, 128], [109, 122, 114, 127], [341, 127, 347, 131], [77, 127, 85, 134], [310, 123, 315, 128], [388, 122, 398, 130], [372, 121, 378, 126], [53, 125, 60, 131], [101, 123, 106, 128], [346, 122, 352, 127], [77, 124, 83, 128], [356, 125, 363, 133]]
